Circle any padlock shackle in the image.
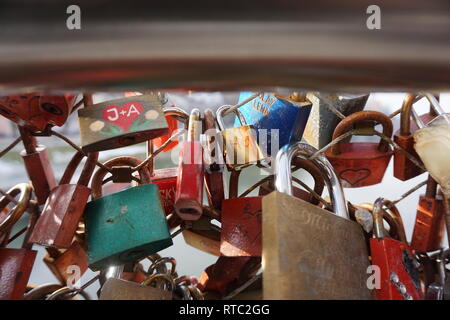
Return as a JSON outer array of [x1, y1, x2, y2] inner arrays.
[[91, 156, 151, 199], [0, 183, 32, 235], [59, 151, 99, 187], [400, 93, 423, 135], [423, 93, 447, 118], [216, 105, 247, 131], [187, 108, 202, 142], [163, 107, 189, 124], [330, 110, 393, 155], [142, 273, 175, 290], [275, 142, 348, 219], [372, 197, 388, 239], [425, 174, 438, 199]]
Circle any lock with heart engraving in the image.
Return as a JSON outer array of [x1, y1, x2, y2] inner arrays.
[[0, 93, 75, 132], [18, 126, 57, 205], [174, 109, 204, 221], [370, 198, 424, 300], [84, 156, 172, 270], [0, 183, 38, 300], [325, 110, 394, 188], [28, 151, 98, 249], [78, 93, 169, 152], [263, 142, 372, 299]]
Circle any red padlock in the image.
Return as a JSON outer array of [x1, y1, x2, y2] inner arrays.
[[0, 183, 38, 300], [222, 157, 326, 257], [28, 151, 98, 248], [203, 108, 225, 212], [411, 175, 445, 252], [326, 111, 393, 188], [174, 109, 204, 220], [0, 93, 75, 132], [198, 256, 261, 297], [18, 126, 57, 205], [370, 198, 424, 300]]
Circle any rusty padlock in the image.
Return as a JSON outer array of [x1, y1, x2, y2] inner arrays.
[[18, 126, 56, 205], [78, 94, 169, 152], [203, 108, 225, 212], [84, 156, 172, 270], [0, 183, 38, 300], [43, 241, 88, 285], [411, 175, 445, 252], [198, 256, 261, 298], [0, 93, 75, 132], [28, 151, 98, 248], [325, 110, 394, 188], [174, 109, 204, 221], [370, 198, 424, 300]]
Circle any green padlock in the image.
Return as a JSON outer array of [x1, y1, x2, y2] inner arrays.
[[84, 156, 172, 270]]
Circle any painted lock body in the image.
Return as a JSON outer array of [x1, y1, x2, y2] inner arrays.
[[303, 93, 369, 149], [198, 256, 261, 297], [393, 94, 428, 181], [78, 94, 169, 152], [19, 127, 56, 205], [152, 167, 178, 217], [411, 176, 445, 252], [263, 142, 372, 299], [182, 212, 221, 256], [217, 105, 267, 170], [28, 151, 98, 248], [100, 277, 172, 300], [84, 157, 172, 270], [370, 198, 423, 300], [203, 108, 225, 212], [0, 183, 37, 300], [43, 242, 88, 285], [0, 93, 75, 132], [325, 110, 393, 188], [234, 92, 312, 154], [174, 109, 204, 221]]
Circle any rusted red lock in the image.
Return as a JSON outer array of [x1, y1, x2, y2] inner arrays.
[[325, 111, 393, 188], [203, 108, 225, 212], [198, 256, 261, 297], [0, 183, 38, 300], [0, 93, 75, 132], [370, 198, 423, 300], [393, 94, 427, 181], [174, 109, 204, 220], [18, 126, 57, 205], [411, 176, 445, 252], [28, 151, 98, 248], [43, 241, 88, 285]]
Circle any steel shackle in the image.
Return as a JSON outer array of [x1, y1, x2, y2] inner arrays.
[[216, 105, 248, 131], [274, 142, 348, 219]]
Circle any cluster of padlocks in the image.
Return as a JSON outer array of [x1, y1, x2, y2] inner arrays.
[[0, 91, 449, 300]]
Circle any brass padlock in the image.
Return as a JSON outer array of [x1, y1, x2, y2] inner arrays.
[[263, 142, 372, 299], [216, 105, 267, 170], [100, 275, 173, 300]]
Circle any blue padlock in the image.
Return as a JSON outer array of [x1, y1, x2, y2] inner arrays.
[[234, 92, 312, 155]]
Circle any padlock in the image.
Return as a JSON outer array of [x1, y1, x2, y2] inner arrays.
[[151, 106, 183, 152], [216, 105, 267, 170], [411, 175, 445, 252], [203, 108, 225, 212], [28, 151, 98, 248], [234, 92, 312, 155], [0, 183, 38, 300], [263, 142, 372, 299], [0, 93, 75, 132], [174, 109, 204, 220], [370, 198, 424, 300], [84, 156, 172, 270], [182, 209, 221, 256], [18, 126, 56, 205], [303, 93, 369, 149], [78, 94, 169, 152], [43, 241, 88, 285], [393, 93, 429, 181], [100, 274, 173, 300], [198, 256, 261, 297], [325, 110, 394, 188]]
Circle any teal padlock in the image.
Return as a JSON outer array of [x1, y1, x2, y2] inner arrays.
[[84, 156, 172, 270]]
